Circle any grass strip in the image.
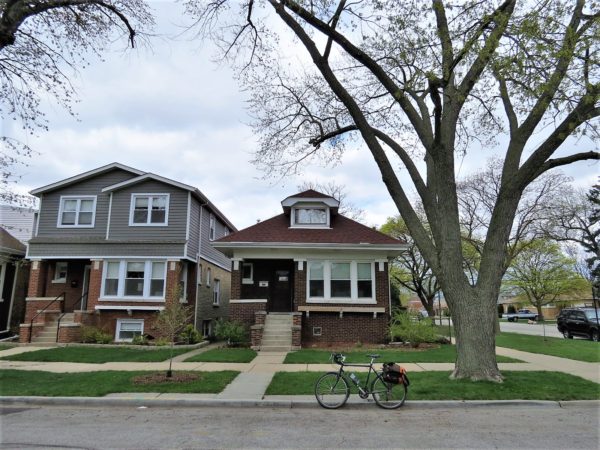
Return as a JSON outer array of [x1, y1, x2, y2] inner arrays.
[[0, 344, 16, 351], [184, 348, 257, 363], [266, 371, 600, 400], [496, 332, 600, 363], [0, 346, 192, 363], [284, 347, 520, 364], [0, 370, 239, 396]]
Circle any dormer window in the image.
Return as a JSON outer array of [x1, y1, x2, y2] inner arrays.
[[291, 206, 330, 228]]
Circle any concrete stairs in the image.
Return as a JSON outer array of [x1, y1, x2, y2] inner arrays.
[[31, 313, 75, 344], [260, 314, 293, 352]]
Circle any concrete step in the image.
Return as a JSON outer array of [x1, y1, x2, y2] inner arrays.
[[262, 333, 292, 338], [263, 324, 292, 330], [36, 332, 58, 338], [32, 338, 57, 344]]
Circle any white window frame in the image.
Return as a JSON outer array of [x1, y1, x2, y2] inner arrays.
[[209, 214, 216, 241], [213, 278, 221, 306], [57, 195, 97, 228], [115, 319, 144, 342], [128, 193, 170, 226], [179, 264, 188, 303], [306, 260, 376, 304], [242, 262, 253, 284], [0, 263, 6, 302], [291, 205, 330, 228], [52, 261, 68, 283], [206, 268, 211, 287], [198, 264, 202, 285], [100, 260, 167, 301]]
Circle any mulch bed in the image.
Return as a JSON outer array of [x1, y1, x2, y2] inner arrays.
[[132, 372, 200, 385]]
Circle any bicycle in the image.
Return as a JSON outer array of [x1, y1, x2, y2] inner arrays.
[[314, 353, 408, 409]]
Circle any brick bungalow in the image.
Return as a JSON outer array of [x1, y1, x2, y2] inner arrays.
[[213, 190, 406, 348]]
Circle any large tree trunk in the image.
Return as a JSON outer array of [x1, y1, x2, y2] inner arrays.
[[535, 304, 544, 322], [448, 287, 502, 382]]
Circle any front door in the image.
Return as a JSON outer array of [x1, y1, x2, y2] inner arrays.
[[270, 263, 294, 312]]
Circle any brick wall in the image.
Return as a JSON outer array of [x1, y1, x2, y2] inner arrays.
[[24, 298, 64, 323], [302, 313, 389, 346], [231, 265, 241, 299], [229, 301, 266, 326], [27, 260, 47, 297], [85, 260, 103, 311], [93, 311, 163, 340], [58, 324, 82, 343], [43, 260, 88, 310], [294, 261, 306, 310]]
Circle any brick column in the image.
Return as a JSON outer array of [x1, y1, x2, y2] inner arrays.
[[85, 259, 103, 312], [292, 312, 302, 349], [27, 260, 47, 297], [231, 259, 241, 299], [165, 260, 181, 305], [294, 260, 306, 310]]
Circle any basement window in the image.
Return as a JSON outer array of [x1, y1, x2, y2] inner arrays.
[[115, 319, 144, 342], [312, 327, 322, 337]]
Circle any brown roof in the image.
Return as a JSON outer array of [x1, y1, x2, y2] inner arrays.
[[0, 227, 26, 255], [284, 189, 335, 200], [216, 213, 403, 245]]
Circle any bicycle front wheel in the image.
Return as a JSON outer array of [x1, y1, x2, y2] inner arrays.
[[371, 376, 407, 409], [315, 372, 350, 409]]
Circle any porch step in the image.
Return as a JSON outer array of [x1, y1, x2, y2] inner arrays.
[[259, 314, 293, 352]]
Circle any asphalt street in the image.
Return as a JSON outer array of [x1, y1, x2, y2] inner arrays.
[[1, 403, 598, 449], [499, 321, 564, 338]]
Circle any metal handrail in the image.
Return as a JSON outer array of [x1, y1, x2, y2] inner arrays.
[[28, 292, 65, 343], [55, 292, 88, 342]]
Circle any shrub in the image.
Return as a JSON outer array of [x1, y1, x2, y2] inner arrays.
[[389, 311, 438, 346], [179, 324, 202, 345], [131, 334, 148, 345], [154, 337, 170, 346], [81, 326, 113, 344], [214, 319, 249, 346]]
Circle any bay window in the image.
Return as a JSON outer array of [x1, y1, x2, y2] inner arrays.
[[307, 261, 375, 303], [102, 260, 166, 299]]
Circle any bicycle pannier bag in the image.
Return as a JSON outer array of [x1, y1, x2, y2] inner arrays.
[[382, 362, 402, 384]]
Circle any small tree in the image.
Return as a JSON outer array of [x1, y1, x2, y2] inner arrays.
[[153, 300, 192, 378]]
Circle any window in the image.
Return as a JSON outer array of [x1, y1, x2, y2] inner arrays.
[[213, 279, 221, 305], [308, 261, 324, 298], [198, 264, 202, 285], [242, 263, 253, 284], [179, 264, 188, 303], [129, 194, 169, 226], [292, 206, 329, 227], [116, 319, 143, 342], [53, 262, 68, 283], [206, 268, 211, 287], [101, 260, 166, 299], [209, 214, 216, 240], [224, 227, 230, 237], [307, 261, 375, 303], [58, 196, 96, 227], [330, 262, 351, 298], [357, 263, 373, 298], [313, 327, 322, 336]]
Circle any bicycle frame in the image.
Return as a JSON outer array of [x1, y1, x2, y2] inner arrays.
[[332, 355, 385, 395]]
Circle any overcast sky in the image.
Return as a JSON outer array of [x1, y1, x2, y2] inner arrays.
[[7, 1, 598, 231]]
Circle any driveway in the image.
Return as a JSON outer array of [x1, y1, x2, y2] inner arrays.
[[500, 321, 564, 338]]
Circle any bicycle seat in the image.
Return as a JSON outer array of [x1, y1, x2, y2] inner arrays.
[[367, 354, 380, 359]]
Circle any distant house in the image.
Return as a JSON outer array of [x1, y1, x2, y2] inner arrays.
[[0, 204, 36, 243], [21, 163, 236, 343], [0, 227, 29, 336], [214, 190, 406, 349]]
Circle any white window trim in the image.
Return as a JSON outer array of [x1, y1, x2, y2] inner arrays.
[[206, 268, 211, 287], [115, 319, 144, 343], [209, 214, 216, 241], [291, 205, 330, 228], [57, 195, 97, 228], [242, 262, 253, 284], [307, 260, 376, 304], [128, 193, 170, 227], [52, 261, 68, 284], [213, 278, 221, 306], [198, 264, 203, 285], [0, 263, 6, 302], [202, 319, 212, 338], [100, 260, 167, 302]]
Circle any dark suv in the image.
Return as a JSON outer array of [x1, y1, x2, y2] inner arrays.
[[557, 308, 600, 341]]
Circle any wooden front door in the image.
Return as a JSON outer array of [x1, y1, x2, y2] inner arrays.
[[270, 262, 294, 312]]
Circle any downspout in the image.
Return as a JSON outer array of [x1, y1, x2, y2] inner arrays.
[[194, 202, 207, 330]]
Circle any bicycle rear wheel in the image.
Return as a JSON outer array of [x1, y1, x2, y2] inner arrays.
[[371, 375, 407, 409], [315, 372, 350, 409]]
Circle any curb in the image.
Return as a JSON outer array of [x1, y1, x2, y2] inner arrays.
[[1, 396, 587, 409]]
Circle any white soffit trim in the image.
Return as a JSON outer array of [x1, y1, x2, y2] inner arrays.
[[281, 197, 339, 208], [102, 173, 196, 193], [95, 305, 165, 311], [30, 162, 144, 195]]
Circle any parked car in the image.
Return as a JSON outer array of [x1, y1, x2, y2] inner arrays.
[[504, 309, 539, 322], [557, 308, 600, 341]]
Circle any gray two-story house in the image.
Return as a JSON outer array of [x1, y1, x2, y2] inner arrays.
[[21, 163, 236, 343]]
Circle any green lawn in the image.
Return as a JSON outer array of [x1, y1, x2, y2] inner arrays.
[[266, 371, 600, 400], [184, 348, 257, 363], [496, 332, 600, 362], [284, 346, 520, 363], [0, 344, 16, 351], [0, 370, 239, 397], [0, 346, 193, 363]]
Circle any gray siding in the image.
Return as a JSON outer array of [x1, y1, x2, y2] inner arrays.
[[36, 169, 135, 239], [200, 205, 231, 269], [108, 180, 187, 241], [187, 198, 200, 258], [0, 205, 35, 243], [28, 241, 185, 258]]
